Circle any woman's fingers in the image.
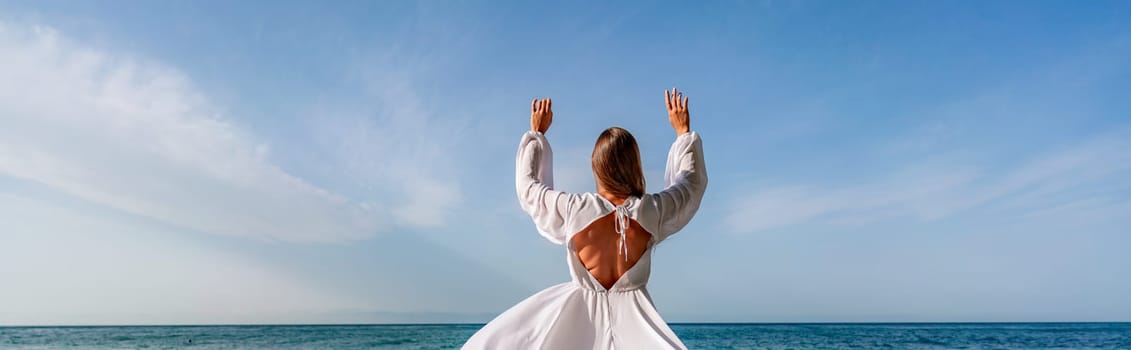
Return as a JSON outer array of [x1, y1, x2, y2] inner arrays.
[[547, 97, 552, 111], [667, 88, 692, 111]]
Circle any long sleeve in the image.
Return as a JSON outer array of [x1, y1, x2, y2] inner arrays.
[[516, 131, 580, 245], [651, 131, 708, 241]]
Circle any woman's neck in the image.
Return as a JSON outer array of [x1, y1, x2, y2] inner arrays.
[[597, 188, 628, 206]]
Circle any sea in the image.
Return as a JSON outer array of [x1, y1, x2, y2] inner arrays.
[[2, 323, 1129, 349]]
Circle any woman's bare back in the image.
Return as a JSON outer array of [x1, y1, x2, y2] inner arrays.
[[570, 211, 653, 290]]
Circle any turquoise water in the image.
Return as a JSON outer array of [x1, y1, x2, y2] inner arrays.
[[2, 323, 1129, 349]]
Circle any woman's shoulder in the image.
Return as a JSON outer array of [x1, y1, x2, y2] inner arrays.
[[563, 192, 666, 219]]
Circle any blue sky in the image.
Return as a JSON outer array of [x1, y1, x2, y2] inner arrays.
[[1, 1, 1129, 325]]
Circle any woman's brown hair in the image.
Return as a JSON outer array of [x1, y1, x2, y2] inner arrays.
[[591, 127, 646, 198]]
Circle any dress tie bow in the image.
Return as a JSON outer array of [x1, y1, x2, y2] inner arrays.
[[614, 205, 630, 262]]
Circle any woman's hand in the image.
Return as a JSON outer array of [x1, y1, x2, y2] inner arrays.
[[531, 97, 553, 134], [665, 88, 690, 135]]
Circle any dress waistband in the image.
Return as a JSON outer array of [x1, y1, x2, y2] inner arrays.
[[574, 281, 641, 293]]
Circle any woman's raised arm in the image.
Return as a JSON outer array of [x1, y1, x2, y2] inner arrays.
[[516, 98, 580, 245], [652, 88, 708, 241]]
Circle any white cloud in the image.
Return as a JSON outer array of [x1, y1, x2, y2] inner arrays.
[[726, 129, 1131, 234], [726, 37, 1131, 235], [0, 193, 372, 325], [0, 23, 381, 242], [305, 67, 467, 229]]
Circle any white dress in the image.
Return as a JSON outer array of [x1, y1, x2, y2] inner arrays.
[[463, 130, 708, 350]]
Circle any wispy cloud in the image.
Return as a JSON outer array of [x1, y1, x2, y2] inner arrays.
[[726, 36, 1131, 235], [300, 40, 479, 229], [726, 129, 1131, 234], [0, 193, 372, 325], [0, 22, 381, 242]]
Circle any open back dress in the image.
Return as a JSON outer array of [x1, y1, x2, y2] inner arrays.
[[462, 130, 707, 350]]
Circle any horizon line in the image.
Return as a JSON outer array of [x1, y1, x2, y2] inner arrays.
[[4, 321, 1129, 328]]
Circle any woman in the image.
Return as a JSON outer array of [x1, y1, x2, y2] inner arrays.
[[463, 88, 707, 349]]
